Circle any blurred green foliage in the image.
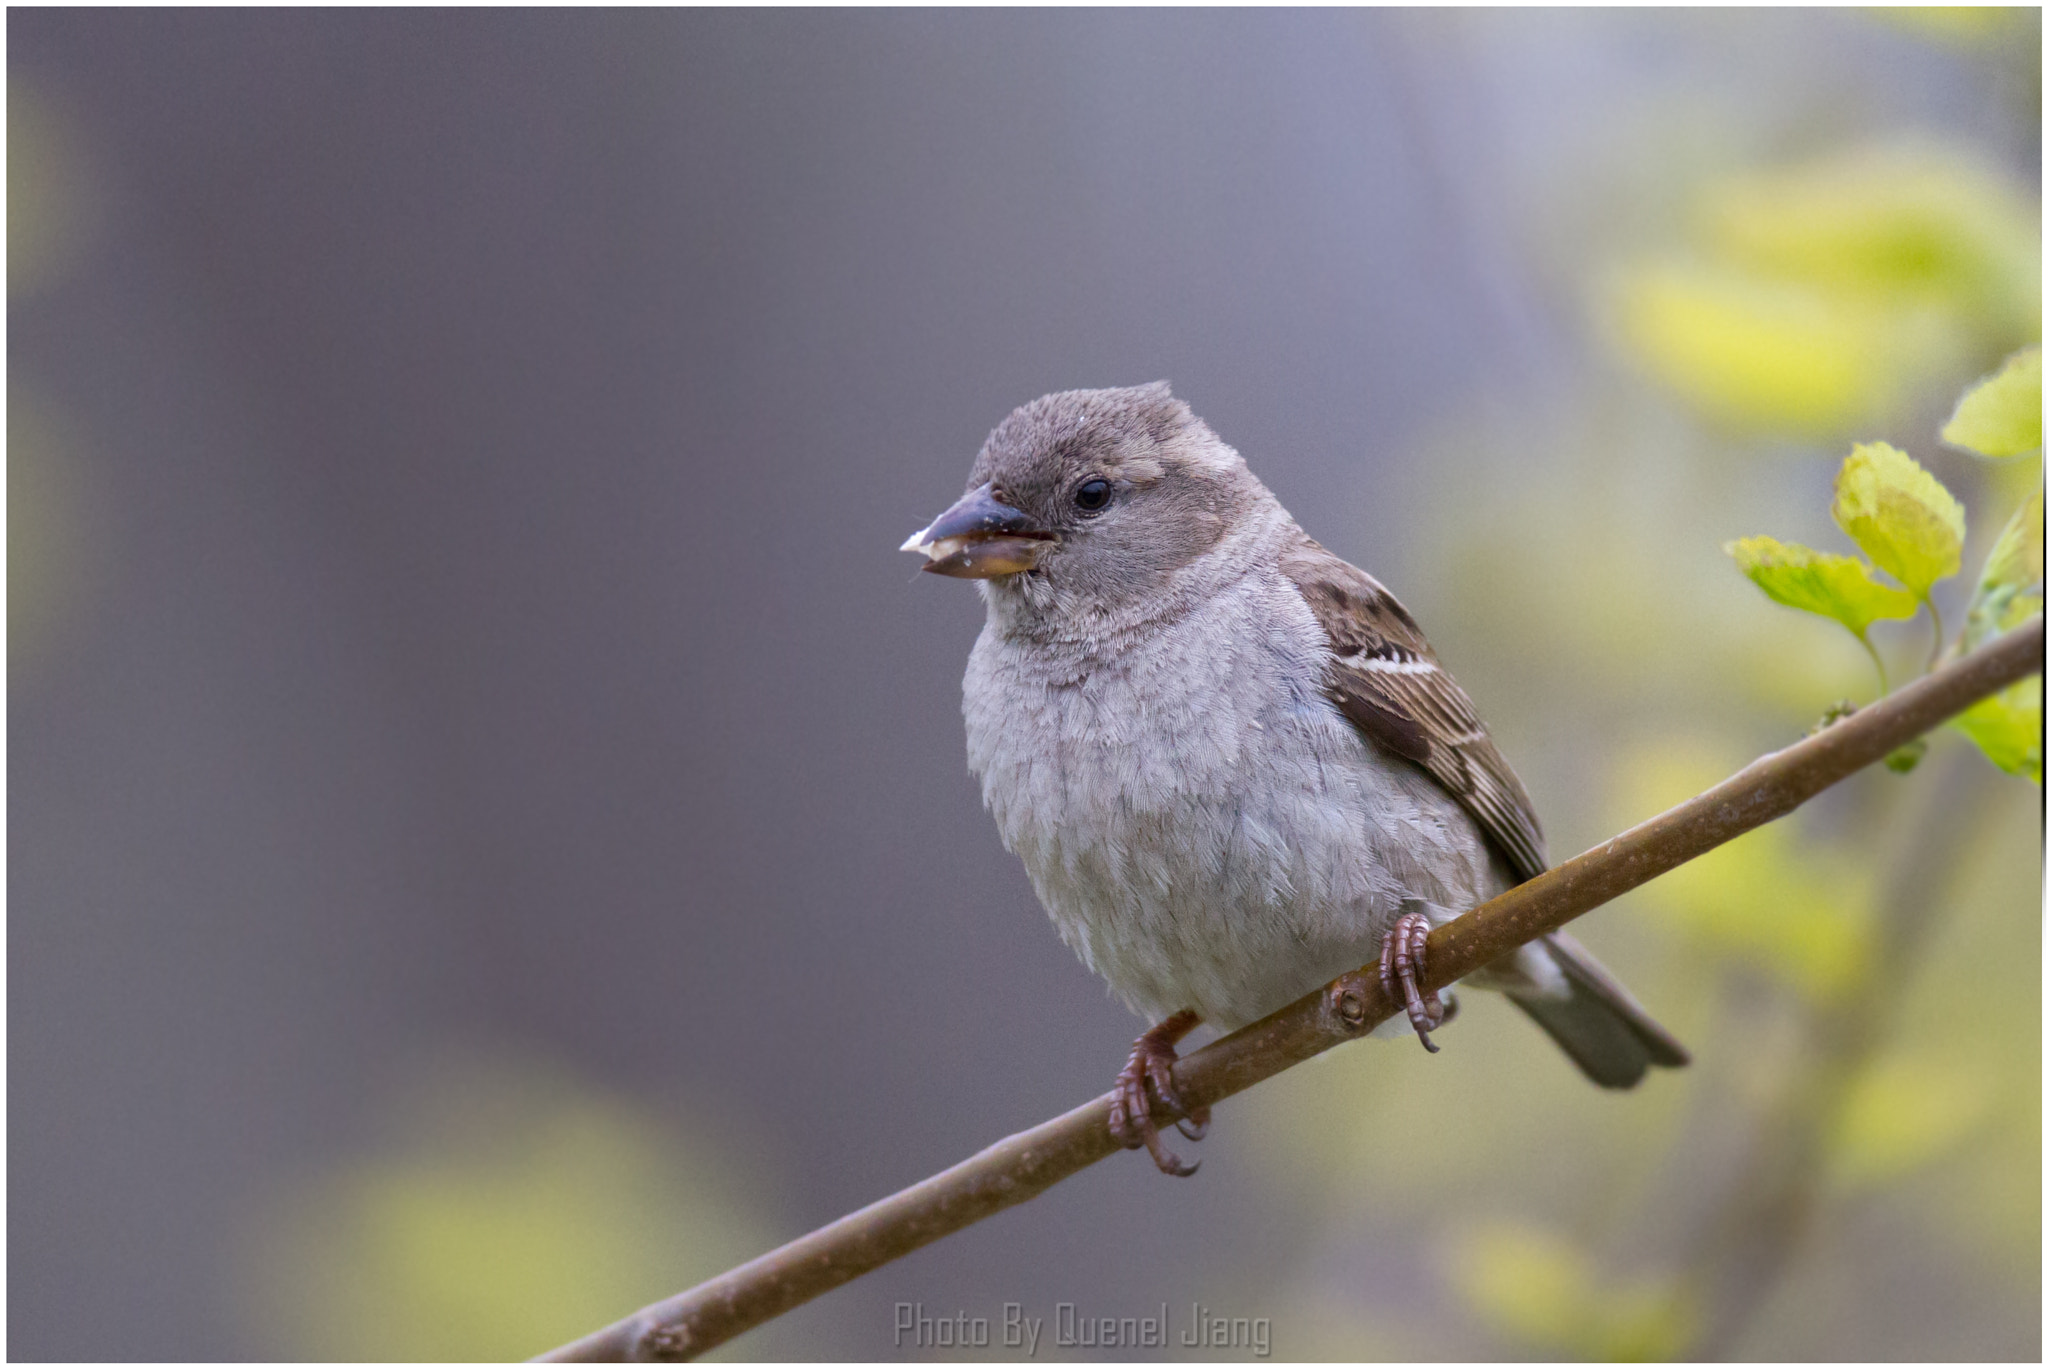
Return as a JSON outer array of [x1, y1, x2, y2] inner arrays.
[[8, 85, 90, 297], [1451, 1221, 1695, 1361], [1876, 6, 2040, 52], [1608, 143, 2038, 440], [1827, 1049, 1993, 1192], [9, 86, 92, 667], [1622, 743, 1874, 1005], [240, 1053, 787, 1361], [8, 397, 75, 662]]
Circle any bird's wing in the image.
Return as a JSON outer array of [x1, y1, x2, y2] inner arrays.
[[1280, 536, 1548, 882]]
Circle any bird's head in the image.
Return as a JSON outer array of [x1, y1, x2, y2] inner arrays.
[[900, 383, 1257, 617]]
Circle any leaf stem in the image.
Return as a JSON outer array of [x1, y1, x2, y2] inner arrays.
[[1923, 597, 1946, 674], [1856, 631, 1890, 696]]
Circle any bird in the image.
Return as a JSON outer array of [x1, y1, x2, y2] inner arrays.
[[901, 382, 1687, 1175]]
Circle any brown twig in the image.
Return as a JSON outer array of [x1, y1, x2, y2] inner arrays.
[[537, 618, 2041, 1363]]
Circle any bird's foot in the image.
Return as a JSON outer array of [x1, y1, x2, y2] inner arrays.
[[1379, 911, 1447, 1052], [1107, 1009, 1208, 1176]]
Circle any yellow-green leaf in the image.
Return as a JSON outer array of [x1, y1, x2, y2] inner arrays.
[[1829, 1053, 1991, 1189], [1707, 143, 2042, 346], [1451, 1221, 1695, 1361], [1982, 486, 2046, 588], [1943, 346, 2043, 458], [1951, 675, 2042, 783], [1453, 1223, 1594, 1353], [1607, 144, 2040, 443], [1609, 261, 1905, 438], [1633, 784, 1872, 1004], [1963, 487, 2045, 650], [240, 1056, 788, 1361], [1876, 7, 2034, 50], [1831, 442, 1965, 600], [1724, 535, 1919, 636]]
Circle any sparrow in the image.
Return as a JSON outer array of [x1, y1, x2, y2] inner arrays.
[[902, 383, 1687, 1175]]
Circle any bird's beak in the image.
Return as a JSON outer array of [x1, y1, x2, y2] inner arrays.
[[899, 483, 1055, 578]]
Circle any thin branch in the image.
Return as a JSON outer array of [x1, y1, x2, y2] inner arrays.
[[537, 618, 2042, 1364]]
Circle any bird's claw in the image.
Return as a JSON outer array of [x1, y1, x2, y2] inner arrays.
[[1107, 1009, 1208, 1176], [1379, 911, 1446, 1052]]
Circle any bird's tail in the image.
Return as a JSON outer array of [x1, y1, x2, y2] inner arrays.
[[1500, 930, 1689, 1089]]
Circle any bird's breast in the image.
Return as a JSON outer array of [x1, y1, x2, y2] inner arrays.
[[960, 577, 1445, 1026]]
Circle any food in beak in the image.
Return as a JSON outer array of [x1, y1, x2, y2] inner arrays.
[[902, 533, 1048, 578], [899, 485, 1054, 578]]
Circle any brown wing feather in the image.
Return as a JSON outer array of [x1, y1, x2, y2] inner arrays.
[[1281, 537, 1548, 882]]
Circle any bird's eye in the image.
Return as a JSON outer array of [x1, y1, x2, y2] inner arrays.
[[1073, 478, 1113, 512]]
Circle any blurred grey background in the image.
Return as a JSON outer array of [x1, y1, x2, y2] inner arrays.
[[10, 9, 2039, 1361]]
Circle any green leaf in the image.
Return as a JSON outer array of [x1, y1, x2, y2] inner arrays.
[[1943, 346, 2043, 458], [1951, 675, 2042, 784], [1724, 535, 1920, 636], [1884, 737, 1928, 774], [1963, 487, 2045, 651], [1831, 442, 1965, 600], [1981, 486, 2046, 589]]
